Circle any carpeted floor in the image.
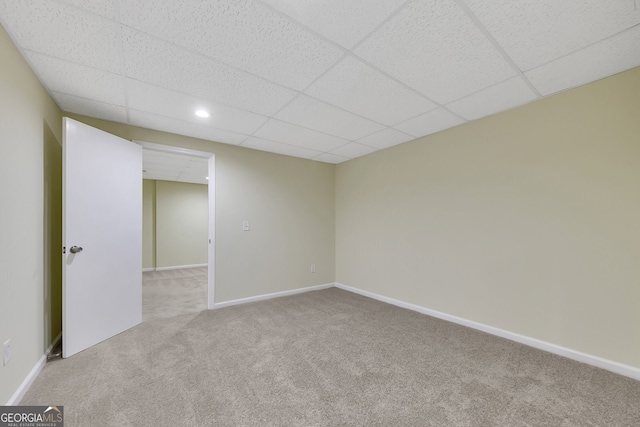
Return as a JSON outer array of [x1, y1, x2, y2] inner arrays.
[[142, 267, 207, 321], [22, 288, 640, 426]]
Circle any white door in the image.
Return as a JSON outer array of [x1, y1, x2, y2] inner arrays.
[[63, 118, 142, 358]]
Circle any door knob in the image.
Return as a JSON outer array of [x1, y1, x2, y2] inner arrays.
[[70, 246, 83, 254]]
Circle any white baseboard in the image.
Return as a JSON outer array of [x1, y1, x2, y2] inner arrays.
[[154, 264, 207, 272], [213, 283, 334, 309], [142, 267, 155, 272], [335, 283, 640, 382], [7, 332, 62, 405]]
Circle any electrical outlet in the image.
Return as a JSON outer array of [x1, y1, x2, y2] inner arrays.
[[242, 221, 250, 231], [3, 339, 11, 366], [311, 264, 316, 273]]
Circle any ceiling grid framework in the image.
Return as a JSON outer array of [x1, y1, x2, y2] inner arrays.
[[1, 0, 639, 166]]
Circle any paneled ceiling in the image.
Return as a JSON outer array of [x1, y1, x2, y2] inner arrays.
[[142, 149, 209, 185], [2, 0, 639, 164]]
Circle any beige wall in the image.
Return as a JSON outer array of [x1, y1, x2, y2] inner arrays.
[[142, 180, 156, 269], [66, 114, 336, 303], [336, 67, 640, 369], [0, 26, 63, 404], [144, 180, 209, 269], [156, 180, 208, 268]]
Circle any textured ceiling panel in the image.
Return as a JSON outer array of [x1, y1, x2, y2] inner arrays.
[[313, 153, 350, 164], [464, 0, 640, 71], [27, 53, 125, 106], [357, 128, 414, 149], [253, 119, 348, 152], [54, 92, 128, 124], [144, 150, 194, 165], [261, 0, 406, 49], [142, 150, 208, 185], [183, 161, 208, 174], [1, 0, 638, 165], [329, 142, 377, 159], [355, 0, 516, 104], [118, 0, 344, 90], [126, 79, 267, 135], [446, 77, 538, 121], [0, 0, 122, 73], [176, 170, 208, 182], [242, 136, 322, 159], [274, 95, 385, 140], [122, 29, 296, 116], [129, 110, 248, 145], [525, 26, 640, 96], [143, 171, 179, 181], [393, 108, 465, 138], [60, 0, 116, 19], [305, 57, 436, 126]]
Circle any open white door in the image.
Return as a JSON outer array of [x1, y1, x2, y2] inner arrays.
[[63, 118, 142, 358]]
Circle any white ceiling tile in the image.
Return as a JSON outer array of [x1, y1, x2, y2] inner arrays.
[[142, 169, 176, 176], [59, 0, 115, 19], [355, 0, 516, 104], [464, 0, 640, 71], [126, 79, 267, 135], [394, 108, 465, 137], [446, 77, 538, 121], [143, 148, 209, 184], [242, 137, 322, 159], [144, 150, 194, 165], [177, 172, 207, 179], [3, 0, 639, 164], [122, 29, 296, 116], [176, 172, 208, 185], [28, 53, 125, 105], [143, 172, 180, 181], [144, 162, 185, 173], [118, 0, 344, 90], [275, 95, 385, 140], [145, 168, 184, 179], [129, 110, 248, 145], [329, 143, 377, 159], [253, 119, 349, 152], [312, 153, 349, 164], [306, 57, 436, 126], [357, 128, 414, 149], [0, 0, 122, 73], [143, 167, 180, 176], [53, 92, 128, 124], [261, 0, 406, 49], [525, 26, 640, 96], [186, 161, 209, 173], [142, 165, 180, 173]]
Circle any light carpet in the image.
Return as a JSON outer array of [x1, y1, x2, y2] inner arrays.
[[21, 288, 640, 426], [142, 267, 207, 321]]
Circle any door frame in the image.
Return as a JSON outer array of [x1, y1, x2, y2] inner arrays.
[[137, 141, 216, 309]]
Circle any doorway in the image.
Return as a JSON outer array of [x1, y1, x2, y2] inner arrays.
[[139, 141, 215, 321]]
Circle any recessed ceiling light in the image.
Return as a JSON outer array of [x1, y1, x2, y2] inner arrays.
[[195, 109, 210, 118]]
